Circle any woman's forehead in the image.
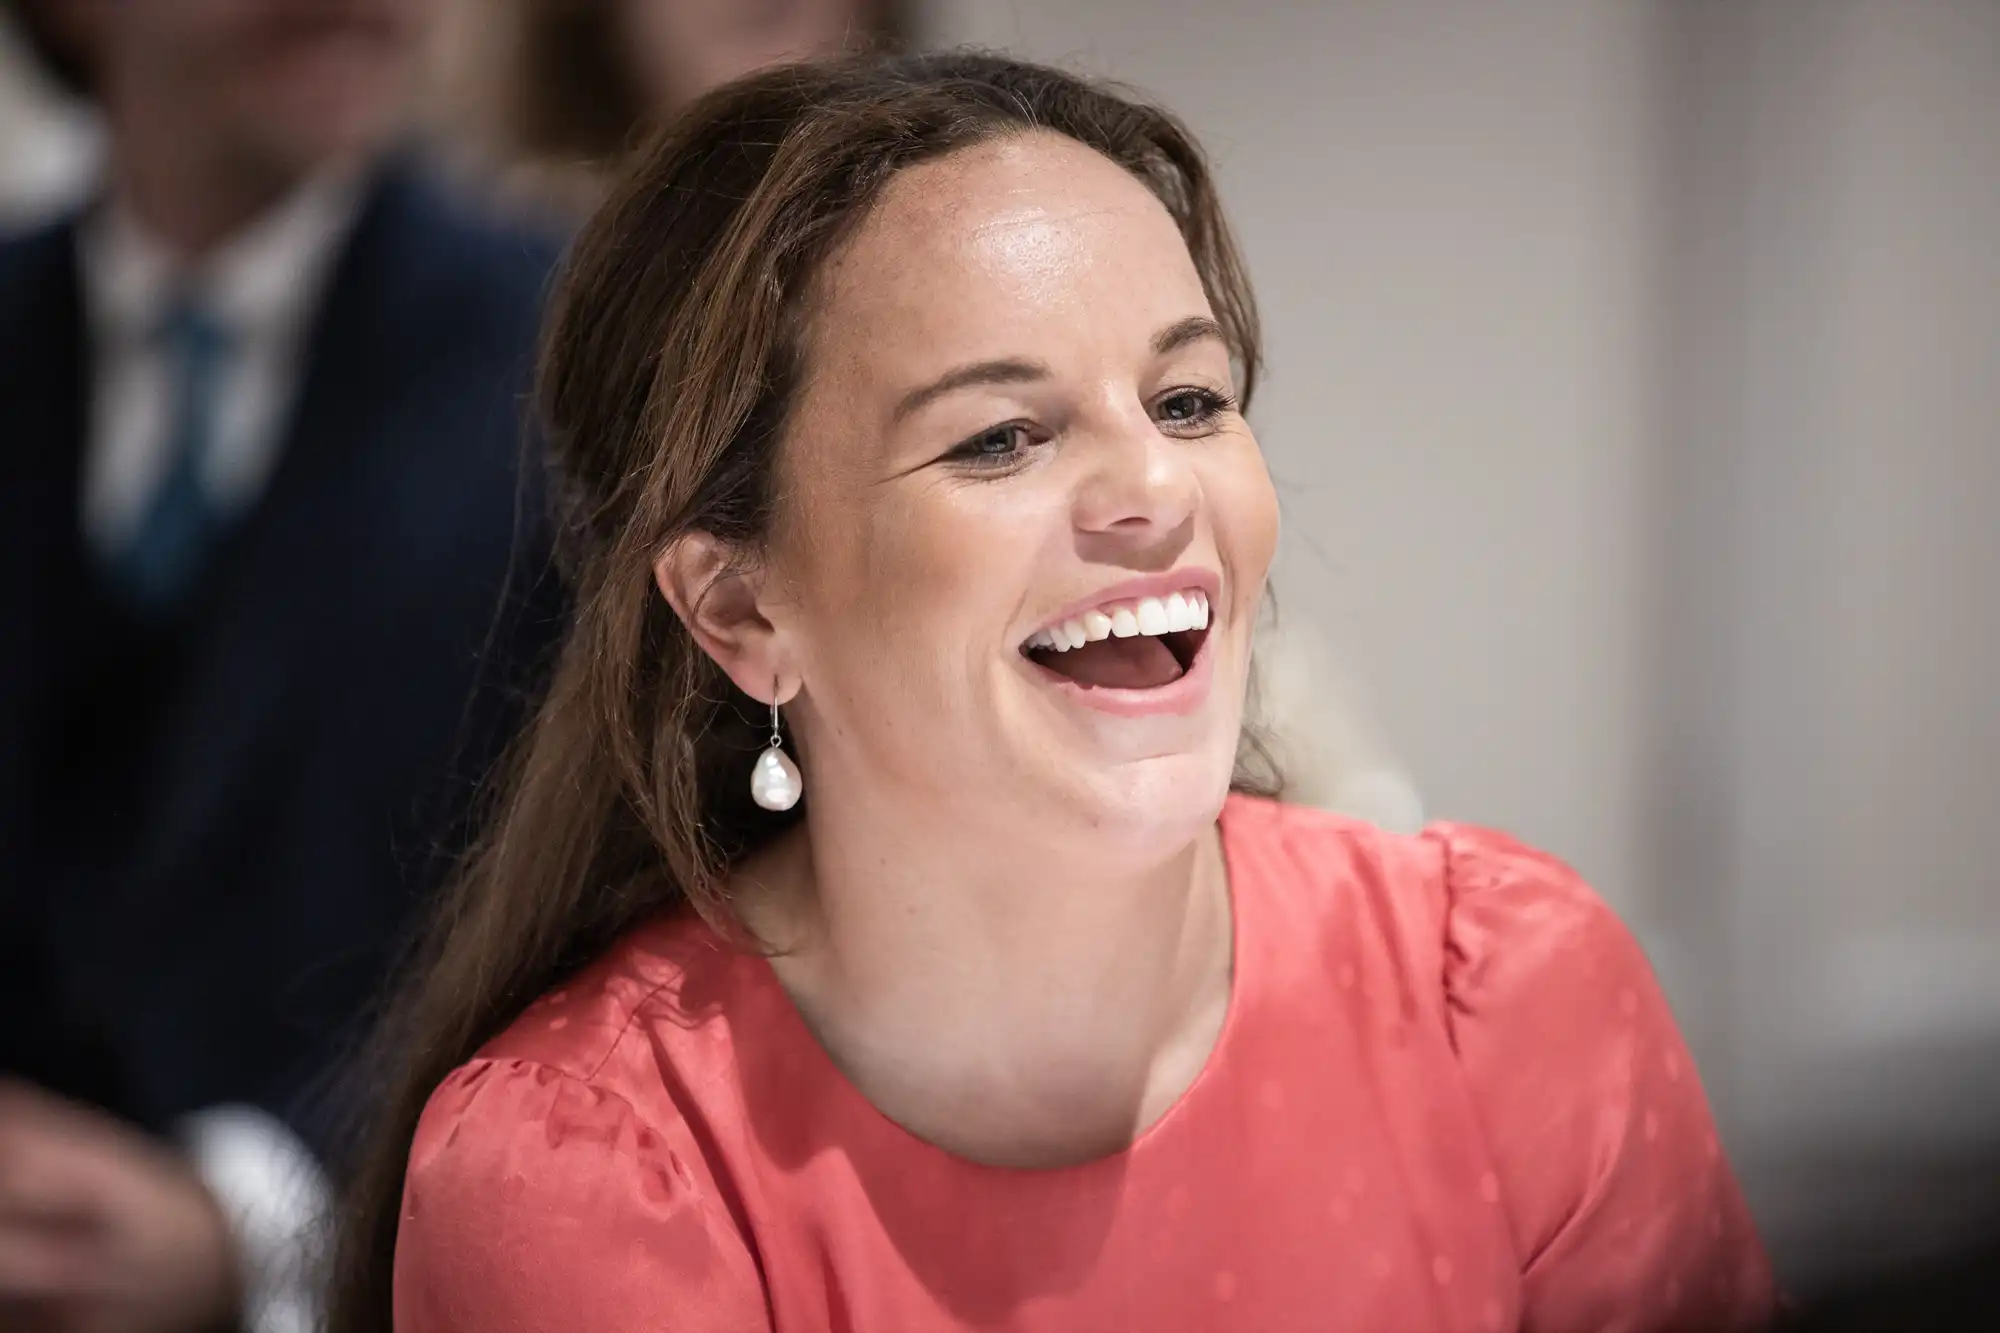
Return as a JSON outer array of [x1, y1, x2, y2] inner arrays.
[[807, 134, 1211, 373]]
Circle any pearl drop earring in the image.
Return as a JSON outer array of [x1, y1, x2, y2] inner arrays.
[[750, 686, 802, 812]]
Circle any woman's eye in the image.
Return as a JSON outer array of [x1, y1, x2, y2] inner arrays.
[[1154, 387, 1236, 434], [947, 423, 1034, 468]]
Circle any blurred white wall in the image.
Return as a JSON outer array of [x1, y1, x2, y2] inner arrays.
[[1714, 0, 1999, 1132], [935, 0, 2000, 1286], [1656, 0, 2000, 1276]]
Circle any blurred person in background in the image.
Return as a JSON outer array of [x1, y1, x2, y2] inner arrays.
[[438, 0, 913, 216], [335, 53, 1772, 1333], [441, 0, 1426, 830], [0, 1, 562, 1330]]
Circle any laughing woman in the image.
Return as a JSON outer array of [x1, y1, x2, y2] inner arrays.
[[332, 53, 1777, 1333]]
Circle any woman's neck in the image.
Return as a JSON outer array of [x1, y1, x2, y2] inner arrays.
[[741, 801, 1234, 1168]]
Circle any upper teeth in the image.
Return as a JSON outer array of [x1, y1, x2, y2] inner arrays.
[[1026, 589, 1211, 652]]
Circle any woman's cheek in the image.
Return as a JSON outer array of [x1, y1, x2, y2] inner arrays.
[[1208, 442, 1281, 585]]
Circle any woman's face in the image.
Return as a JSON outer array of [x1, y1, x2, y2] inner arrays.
[[752, 133, 1279, 860]]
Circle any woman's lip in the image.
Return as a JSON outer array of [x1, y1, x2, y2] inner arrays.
[[1020, 625, 1217, 718], [1023, 567, 1223, 642]]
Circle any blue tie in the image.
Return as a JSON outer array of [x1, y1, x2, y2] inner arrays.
[[109, 293, 234, 615]]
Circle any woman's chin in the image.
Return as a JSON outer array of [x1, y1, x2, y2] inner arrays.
[[1036, 745, 1237, 859], [988, 661, 1248, 851]]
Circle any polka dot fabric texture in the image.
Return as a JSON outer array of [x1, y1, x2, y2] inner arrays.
[[393, 797, 1777, 1332]]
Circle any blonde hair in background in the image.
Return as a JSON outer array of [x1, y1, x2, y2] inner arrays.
[[1254, 611, 1424, 834]]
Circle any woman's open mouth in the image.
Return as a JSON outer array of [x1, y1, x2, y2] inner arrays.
[[1020, 588, 1213, 698]]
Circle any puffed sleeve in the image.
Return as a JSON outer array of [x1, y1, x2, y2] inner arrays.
[[392, 1058, 768, 1333], [1431, 824, 1779, 1333]]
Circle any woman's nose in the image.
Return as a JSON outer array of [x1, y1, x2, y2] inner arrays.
[[1069, 410, 1201, 541]]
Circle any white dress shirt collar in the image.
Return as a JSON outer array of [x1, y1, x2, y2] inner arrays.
[[77, 169, 365, 554], [82, 167, 363, 357]]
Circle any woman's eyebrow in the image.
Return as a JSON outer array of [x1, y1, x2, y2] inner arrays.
[[891, 358, 1049, 425], [889, 317, 1224, 426], [1152, 315, 1224, 357]]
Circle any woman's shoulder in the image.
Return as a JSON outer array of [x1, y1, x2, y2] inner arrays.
[[393, 913, 768, 1330], [1228, 797, 1774, 1322], [1225, 794, 1663, 1067], [399, 909, 747, 1230], [1224, 793, 1632, 988], [470, 909, 739, 1078]]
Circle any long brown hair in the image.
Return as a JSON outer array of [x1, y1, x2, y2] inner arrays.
[[328, 50, 1266, 1333]]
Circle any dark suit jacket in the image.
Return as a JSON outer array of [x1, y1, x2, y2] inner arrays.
[[0, 158, 566, 1158]]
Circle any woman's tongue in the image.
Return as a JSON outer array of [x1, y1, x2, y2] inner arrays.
[[1041, 635, 1184, 690]]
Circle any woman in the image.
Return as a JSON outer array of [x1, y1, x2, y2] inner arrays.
[[335, 53, 1776, 1333], [443, 0, 1426, 830]]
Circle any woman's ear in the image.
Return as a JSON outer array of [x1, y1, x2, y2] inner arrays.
[[654, 533, 789, 703]]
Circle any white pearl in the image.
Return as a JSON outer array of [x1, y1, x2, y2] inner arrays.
[[750, 745, 802, 811]]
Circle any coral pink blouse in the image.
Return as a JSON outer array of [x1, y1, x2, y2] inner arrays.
[[393, 797, 1777, 1332]]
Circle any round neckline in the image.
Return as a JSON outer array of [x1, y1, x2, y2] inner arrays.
[[732, 794, 1257, 1180]]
